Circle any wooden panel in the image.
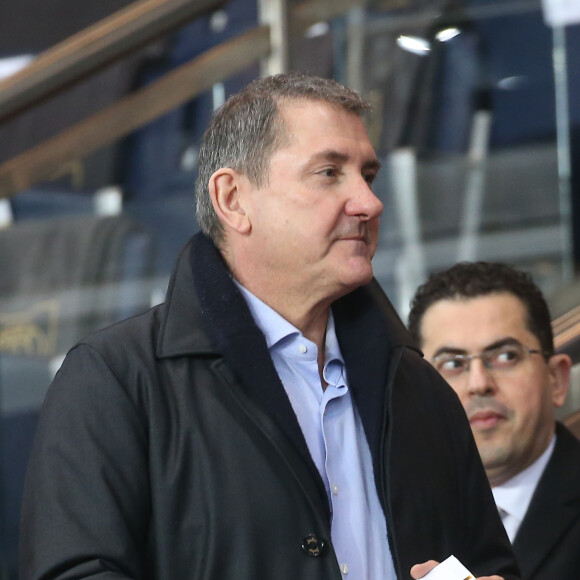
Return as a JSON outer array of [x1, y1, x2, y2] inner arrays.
[[0, 26, 271, 197], [0, 0, 226, 122]]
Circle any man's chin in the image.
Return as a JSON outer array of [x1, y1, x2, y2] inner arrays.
[[339, 264, 374, 292], [476, 439, 512, 469]]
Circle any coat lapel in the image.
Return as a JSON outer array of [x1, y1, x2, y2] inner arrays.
[[188, 234, 329, 512], [333, 279, 419, 462], [512, 423, 580, 578], [179, 234, 421, 526]]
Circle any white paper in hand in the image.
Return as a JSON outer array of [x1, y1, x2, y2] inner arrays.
[[422, 555, 475, 580]]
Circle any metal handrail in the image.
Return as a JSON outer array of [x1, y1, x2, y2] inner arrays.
[[0, 26, 271, 196], [0, 0, 226, 123]]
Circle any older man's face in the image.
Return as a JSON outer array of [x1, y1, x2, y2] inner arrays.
[[240, 99, 383, 305], [419, 293, 569, 486]]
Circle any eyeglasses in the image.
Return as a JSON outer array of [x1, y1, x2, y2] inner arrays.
[[431, 342, 547, 380]]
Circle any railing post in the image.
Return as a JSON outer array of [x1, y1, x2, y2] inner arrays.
[[258, 0, 289, 75]]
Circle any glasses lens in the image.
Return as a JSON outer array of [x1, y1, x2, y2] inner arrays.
[[434, 355, 467, 378], [486, 344, 525, 370]]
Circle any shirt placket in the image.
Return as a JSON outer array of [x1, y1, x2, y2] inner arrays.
[[321, 365, 361, 577]]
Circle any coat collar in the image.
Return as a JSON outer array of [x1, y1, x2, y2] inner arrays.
[[513, 422, 580, 577], [157, 233, 418, 360], [156, 232, 420, 507]]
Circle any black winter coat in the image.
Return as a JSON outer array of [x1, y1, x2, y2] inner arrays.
[[512, 422, 580, 580], [20, 234, 520, 580]]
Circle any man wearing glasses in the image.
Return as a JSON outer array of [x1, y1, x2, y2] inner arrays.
[[408, 261, 579, 580]]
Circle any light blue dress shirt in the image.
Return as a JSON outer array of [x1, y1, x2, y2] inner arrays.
[[235, 282, 396, 579]]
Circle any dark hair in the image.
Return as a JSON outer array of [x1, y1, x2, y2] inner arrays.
[[195, 72, 371, 247], [407, 261, 554, 356]]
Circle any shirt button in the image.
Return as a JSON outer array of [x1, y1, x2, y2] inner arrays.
[[298, 344, 307, 354], [332, 484, 339, 495], [340, 563, 349, 575]]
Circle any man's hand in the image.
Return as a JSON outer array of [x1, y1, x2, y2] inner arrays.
[[410, 560, 505, 580], [410, 561, 439, 578]]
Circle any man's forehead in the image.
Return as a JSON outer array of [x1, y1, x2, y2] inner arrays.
[[275, 100, 377, 162], [428, 293, 527, 320], [421, 294, 531, 347], [305, 148, 381, 169]]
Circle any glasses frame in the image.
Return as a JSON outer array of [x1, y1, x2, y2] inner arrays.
[[431, 342, 550, 378]]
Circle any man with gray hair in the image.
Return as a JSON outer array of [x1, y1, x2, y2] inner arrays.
[[20, 73, 518, 580]]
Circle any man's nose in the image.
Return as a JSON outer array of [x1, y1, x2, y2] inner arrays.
[[346, 177, 384, 220], [466, 358, 498, 396]]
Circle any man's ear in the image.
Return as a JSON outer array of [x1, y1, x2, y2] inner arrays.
[[548, 353, 572, 408], [208, 168, 251, 234]]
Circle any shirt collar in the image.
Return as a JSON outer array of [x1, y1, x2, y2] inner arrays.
[[492, 434, 556, 523], [234, 280, 300, 348], [233, 279, 344, 366]]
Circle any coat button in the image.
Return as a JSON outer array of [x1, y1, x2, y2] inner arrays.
[[301, 533, 326, 557]]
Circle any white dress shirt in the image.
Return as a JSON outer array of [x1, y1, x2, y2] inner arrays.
[[492, 435, 556, 542], [235, 282, 396, 579]]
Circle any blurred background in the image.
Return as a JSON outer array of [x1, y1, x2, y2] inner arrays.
[[1, 0, 580, 577]]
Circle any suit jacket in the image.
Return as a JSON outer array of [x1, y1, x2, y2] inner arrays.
[[513, 422, 580, 580], [20, 233, 520, 580]]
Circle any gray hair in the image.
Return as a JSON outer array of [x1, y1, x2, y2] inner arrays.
[[195, 72, 371, 247]]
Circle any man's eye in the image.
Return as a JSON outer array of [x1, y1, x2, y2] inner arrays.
[[319, 167, 338, 178], [493, 348, 521, 366], [446, 358, 464, 369], [363, 172, 377, 186], [437, 358, 465, 372]]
